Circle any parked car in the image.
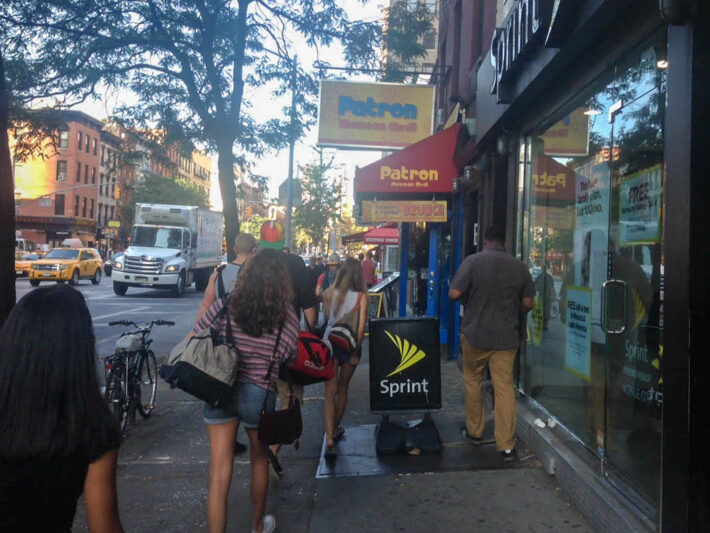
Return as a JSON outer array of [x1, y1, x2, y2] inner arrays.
[[15, 253, 41, 277], [28, 247, 104, 287]]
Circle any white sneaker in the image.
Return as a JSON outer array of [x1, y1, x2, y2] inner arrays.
[[251, 514, 276, 533]]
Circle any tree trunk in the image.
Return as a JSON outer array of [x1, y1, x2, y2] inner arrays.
[[0, 51, 16, 326], [216, 136, 239, 262]]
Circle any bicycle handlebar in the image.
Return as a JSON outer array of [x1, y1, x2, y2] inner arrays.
[[108, 319, 175, 328]]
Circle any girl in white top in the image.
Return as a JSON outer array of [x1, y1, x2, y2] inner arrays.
[[322, 257, 368, 459]]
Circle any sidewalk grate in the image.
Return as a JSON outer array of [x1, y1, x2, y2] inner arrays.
[[315, 423, 520, 479]]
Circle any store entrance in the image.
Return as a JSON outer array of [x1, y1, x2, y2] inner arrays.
[[518, 31, 665, 513]]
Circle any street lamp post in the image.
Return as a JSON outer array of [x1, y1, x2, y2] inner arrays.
[[284, 55, 298, 250]]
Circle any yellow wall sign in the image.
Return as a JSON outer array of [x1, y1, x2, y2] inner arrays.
[[317, 80, 435, 150], [361, 201, 447, 223]]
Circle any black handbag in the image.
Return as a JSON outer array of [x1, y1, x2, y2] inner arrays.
[[257, 326, 303, 445]]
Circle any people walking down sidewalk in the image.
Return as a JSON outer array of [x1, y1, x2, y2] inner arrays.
[[449, 226, 535, 462], [194, 232, 259, 455], [268, 251, 319, 478], [0, 286, 124, 533], [194, 249, 299, 533], [322, 258, 368, 459], [315, 253, 340, 301], [361, 250, 377, 289]]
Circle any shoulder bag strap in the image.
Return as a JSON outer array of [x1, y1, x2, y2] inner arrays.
[[261, 323, 284, 412]]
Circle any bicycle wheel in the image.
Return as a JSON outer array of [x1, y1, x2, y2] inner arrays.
[[137, 349, 158, 418], [105, 368, 128, 433]]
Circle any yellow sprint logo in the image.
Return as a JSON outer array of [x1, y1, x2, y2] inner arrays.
[[385, 330, 426, 377], [380, 330, 429, 398]]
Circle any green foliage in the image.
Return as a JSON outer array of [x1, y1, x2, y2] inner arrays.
[[123, 173, 210, 228], [293, 157, 342, 249], [240, 214, 270, 242], [382, 1, 435, 83]]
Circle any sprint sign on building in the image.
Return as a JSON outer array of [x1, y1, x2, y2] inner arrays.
[[317, 80, 435, 150], [369, 317, 441, 411]]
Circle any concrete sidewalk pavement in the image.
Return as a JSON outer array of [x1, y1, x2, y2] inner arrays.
[[74, 341, 595, 532]]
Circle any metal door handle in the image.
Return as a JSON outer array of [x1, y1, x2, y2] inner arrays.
[[600, 279, 627, 334]]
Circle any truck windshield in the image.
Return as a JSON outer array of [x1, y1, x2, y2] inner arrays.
[[131, 226, 183, 249], [45, 249, 79, 260]]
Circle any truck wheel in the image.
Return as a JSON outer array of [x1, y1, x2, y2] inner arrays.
[[30, 279, 40, 287], [91, 269, 102, 285], [69, 269, 80, 286], [171, 272, 185, 298], [194, 268, 210, 291], [113, 281, 128, 296]]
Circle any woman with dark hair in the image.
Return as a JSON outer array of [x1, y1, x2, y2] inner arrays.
[[0, 285, 123, 533], [194, 249, 299, 533], [322, 257, 368, 459]]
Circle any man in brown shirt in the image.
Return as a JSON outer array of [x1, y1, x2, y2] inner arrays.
[[449, 225, 534, 461]]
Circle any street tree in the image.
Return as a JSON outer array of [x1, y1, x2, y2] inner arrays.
[[293, 158, 342, 250]]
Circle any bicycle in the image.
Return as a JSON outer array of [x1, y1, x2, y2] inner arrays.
[[103, 319, 174, 433]]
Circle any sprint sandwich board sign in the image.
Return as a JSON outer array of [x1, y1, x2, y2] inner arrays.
[[369, 317, 441, 411]]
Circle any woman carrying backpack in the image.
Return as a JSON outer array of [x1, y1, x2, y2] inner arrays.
[[194, 249, 299, 533], [321, 257, 368, 459]]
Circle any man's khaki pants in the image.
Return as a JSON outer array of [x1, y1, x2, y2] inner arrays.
[[460, 335, 517, 451], [277, 379, 304, 408]]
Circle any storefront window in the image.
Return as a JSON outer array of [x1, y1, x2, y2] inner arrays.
[[517, 31, 665, 510]]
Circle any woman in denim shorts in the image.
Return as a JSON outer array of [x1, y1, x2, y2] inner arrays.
[[194, 250, 299, 533]]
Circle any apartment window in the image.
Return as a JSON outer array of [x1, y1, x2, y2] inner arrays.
[[58, 130, 69, 149], [110, 206, 115, 220], [85, 134, 90, 153], [84, 164, 89, 184], [54, 194, 65, 216], [82, 197, 87, 218], [423, 30, 436, 50], [89, 199, 94, 219], [73, 195, 79, 216], [78, 131, 83, 148], [104, 204, 109, 222], [111, 180, 116, 198], [56, 161, 67, 181], [76, 162, 81, 182], [91, 167, 96, 184], [92, 138, 97, 156], [99, 175, 103, 196], [98, 202, 103, 225], [425, 0, 436, 13], [101, 146, 105, 165]]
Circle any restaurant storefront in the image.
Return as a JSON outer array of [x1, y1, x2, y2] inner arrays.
[[456, 0, 710, 530]]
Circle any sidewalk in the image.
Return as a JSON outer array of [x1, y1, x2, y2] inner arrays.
[[74, 340, 595, 532]]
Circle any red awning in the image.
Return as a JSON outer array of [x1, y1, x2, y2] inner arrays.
[[341, 231, 369, 245], [354, 123, 465, 195], [363, 227, 399, 245]]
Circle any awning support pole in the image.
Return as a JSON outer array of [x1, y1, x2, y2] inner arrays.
[[398, 224, 409, 317]]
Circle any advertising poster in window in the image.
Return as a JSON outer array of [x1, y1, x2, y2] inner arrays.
[[572, 160, 610, 344], [619, 165, 662, 246], [564, 287, 592, 380]]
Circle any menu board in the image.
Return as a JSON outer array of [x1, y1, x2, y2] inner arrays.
[[365, 292, 384, 335]]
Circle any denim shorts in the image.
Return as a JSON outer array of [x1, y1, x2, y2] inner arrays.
[[203, 381, 275, 428]]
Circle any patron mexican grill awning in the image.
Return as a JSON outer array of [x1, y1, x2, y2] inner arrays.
[[354, 123, 464, 195]]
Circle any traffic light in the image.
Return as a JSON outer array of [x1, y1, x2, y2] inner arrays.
[[245, 205, 253, 219], [114, 185, 120, 200]]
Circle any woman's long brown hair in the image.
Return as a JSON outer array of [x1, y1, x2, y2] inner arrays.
[[328, 257, 366, 316], [229, 249, 294, 336]]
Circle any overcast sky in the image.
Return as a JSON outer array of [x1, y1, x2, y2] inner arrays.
[[74, 1, 389, 212]]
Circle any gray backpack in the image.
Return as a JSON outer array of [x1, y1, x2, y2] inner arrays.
[[160, 303, 239, 407]]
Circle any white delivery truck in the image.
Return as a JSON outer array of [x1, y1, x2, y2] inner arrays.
[[111, 204, 223, 297]]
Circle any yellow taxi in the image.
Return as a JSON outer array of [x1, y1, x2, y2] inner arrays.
[[15, 253, 42, 277], [29, 248, 104, 287]]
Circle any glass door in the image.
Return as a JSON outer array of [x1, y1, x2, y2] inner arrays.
[[601, 40, 665, 510]]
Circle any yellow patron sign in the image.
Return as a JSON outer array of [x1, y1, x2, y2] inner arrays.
[[317, 81, 435, 150], [361, 201, 447, 223]]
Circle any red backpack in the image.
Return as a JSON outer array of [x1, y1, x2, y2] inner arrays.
[[279, 331, 334, 385]]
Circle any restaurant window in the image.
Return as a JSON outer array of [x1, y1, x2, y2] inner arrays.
[[54, 194, 65, 216], [58, 130, 69, 149], [56, 161, 67, 181], [516, 31, 666, 512]]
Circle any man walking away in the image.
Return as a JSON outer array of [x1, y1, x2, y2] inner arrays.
[[361, 250, 376, 289], [448, 225, 534, 462]]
